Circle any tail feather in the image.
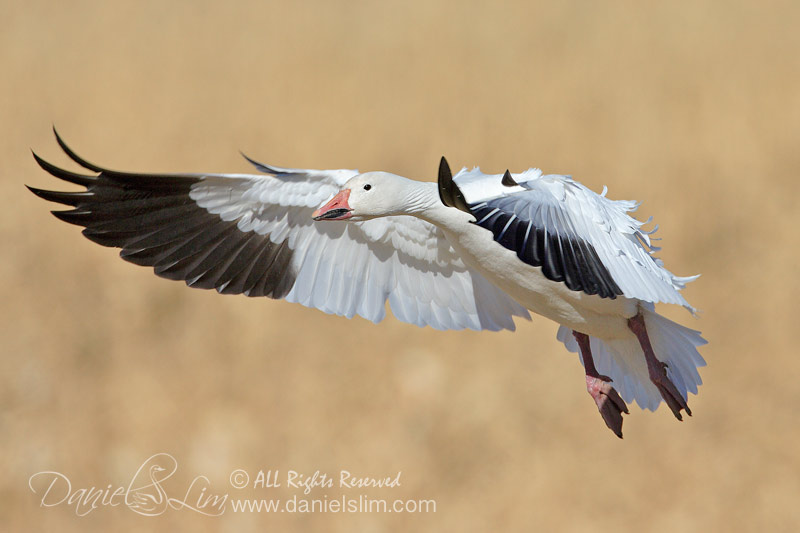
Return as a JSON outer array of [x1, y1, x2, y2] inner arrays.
[[557, 309, 707, 411]]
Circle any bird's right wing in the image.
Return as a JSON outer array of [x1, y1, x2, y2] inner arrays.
[[29, 130, 530, 331], [454, 167, 698, 310]]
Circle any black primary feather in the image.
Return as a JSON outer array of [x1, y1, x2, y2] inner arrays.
[[28, 130, 299, 299], [501, 169, 516, 187], [437, 156, 470, 213]]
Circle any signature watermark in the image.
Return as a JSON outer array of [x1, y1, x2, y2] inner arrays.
[[28, 453, 434, 516], [29, 453, 226, 516]]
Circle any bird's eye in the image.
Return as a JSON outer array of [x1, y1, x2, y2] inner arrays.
[[363, 184, 372, 191]]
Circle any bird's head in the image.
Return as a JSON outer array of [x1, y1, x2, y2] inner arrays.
[[312, 172, 411, 222]]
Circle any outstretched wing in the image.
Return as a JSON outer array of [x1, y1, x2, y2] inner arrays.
[[453, 167, 698, 310], [28, 130, 530, 331]]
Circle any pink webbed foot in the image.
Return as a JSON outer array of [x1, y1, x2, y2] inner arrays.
[[573, 331, 629, 438], [586, 374, 629, 439]]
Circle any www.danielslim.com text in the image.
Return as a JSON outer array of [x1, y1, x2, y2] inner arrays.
[[230, 494, 436, 513]]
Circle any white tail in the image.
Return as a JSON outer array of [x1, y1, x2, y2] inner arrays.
[[557, 309, 707, 411]]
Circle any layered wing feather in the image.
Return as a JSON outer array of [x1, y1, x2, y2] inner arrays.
[[454, 168, 698, 310], [28, 131, 530, 331]]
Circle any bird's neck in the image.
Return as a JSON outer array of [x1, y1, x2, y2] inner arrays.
[[403, 181, 473, 231], [400, 181, 441, 214]]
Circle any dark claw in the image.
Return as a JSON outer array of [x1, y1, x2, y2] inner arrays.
[[586, 376, 629, 438], [651, 372, 692, 421]]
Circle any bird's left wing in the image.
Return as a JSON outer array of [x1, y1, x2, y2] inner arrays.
[[28, 131, 530, 331]]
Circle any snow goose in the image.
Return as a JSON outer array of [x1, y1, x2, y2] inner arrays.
[[28, 129, 706, 437]]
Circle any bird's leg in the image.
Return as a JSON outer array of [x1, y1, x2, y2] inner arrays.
[[573, 331, 629, 438], [627, 312, 691, 420]]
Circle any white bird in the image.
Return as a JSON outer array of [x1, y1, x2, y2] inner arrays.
[[29, 129, 706, 437]]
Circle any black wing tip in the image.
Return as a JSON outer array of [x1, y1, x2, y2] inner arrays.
[[50, 208, 92, 226], [239, 151, 265, 170], [51, 127, 105, 172], [438, 156, 452, 185], [437, 155, 470, 213], [25, 184, 44, 199], [437, 156, 454, 207], [239, 150, 254, 163], [501, 169, 517, 187], [240, 151, 282, 175], [26, 184, 89, 206], [31, 150, 97, 187]]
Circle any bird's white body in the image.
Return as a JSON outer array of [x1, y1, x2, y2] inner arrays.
[[416, 195, 636, 339]]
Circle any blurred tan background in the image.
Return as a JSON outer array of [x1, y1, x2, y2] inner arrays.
[[2, 0, 798, 531]]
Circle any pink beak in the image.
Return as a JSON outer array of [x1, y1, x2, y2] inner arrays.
[[312, 190, 353, 221]]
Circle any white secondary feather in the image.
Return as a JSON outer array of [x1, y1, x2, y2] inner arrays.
[[189, 165, 531, 331], [453, 167, 699, 311]]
